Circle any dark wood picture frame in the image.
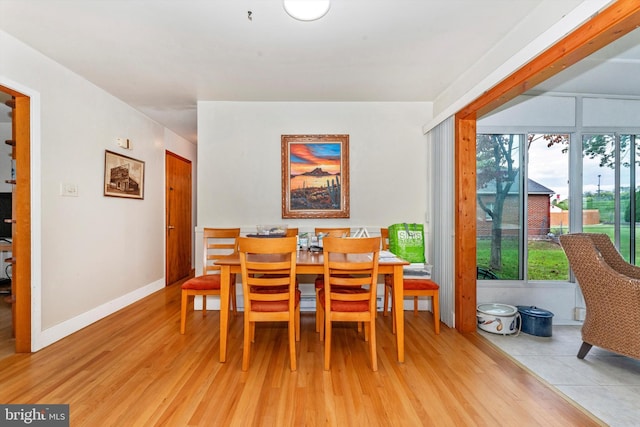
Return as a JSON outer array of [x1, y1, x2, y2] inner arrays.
[[281, 134, 349, 218], [104, 150, 145, 199]]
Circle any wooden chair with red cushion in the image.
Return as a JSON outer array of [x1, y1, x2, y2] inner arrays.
[[380, 227, 440, 335], [387, 275, 440, 335], [318, 236, 380, 371], [180, 228, 240, 334], [313, 227, 351, 332], [238, 236, 300, 371]]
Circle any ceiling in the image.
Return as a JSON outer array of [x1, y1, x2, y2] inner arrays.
[[1, 1, 639, 143]]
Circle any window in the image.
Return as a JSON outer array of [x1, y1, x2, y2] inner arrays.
[[476, 134, 523, 280], [476, 133, 570, 281], [583, 134, 640, 264]]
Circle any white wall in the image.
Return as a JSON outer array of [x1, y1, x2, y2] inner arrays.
[[197, 102, 431, 230], [0, 29, 196, 350]]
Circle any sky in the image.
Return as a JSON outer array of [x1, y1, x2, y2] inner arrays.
[[289, 142, 342, 176], [527, 135, 616, 202]]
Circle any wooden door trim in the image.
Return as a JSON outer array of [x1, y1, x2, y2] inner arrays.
[[453, 0, 640, 332], [1, 85, 31, 352]]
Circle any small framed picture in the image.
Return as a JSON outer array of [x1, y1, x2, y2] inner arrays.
[[281, 134, 349, 218], [104, 150, 145, 199]]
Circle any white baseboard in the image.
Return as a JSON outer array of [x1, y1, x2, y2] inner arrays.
[[33, 279, 165, 351]]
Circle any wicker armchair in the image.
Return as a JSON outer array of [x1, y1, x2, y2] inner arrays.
[[559, 233, 640, 360], [581, 232, 640, 280]]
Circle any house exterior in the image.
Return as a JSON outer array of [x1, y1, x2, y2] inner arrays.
[[477, 177, 554, 238]]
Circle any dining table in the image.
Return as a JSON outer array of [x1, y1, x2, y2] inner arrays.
[[215, 248, 410, 363]]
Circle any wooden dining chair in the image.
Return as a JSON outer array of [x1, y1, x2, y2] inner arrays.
[[381, 228, 440, 334], [313, 227, 351, 332], [318, 236, 380, 371], [238, 236, 300, 371], [285, 227, 298, 237], [389, 277, 440, 335], [180, 228, 240, 334]]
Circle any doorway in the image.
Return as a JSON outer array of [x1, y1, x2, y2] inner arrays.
[[165, 151, 192, 285]]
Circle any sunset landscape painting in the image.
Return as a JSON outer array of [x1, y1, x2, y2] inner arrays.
[[281, 135, 349, 218]]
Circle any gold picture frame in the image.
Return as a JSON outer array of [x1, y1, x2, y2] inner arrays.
[[281, 134, 349, 218], [104, 150, 145, 199]]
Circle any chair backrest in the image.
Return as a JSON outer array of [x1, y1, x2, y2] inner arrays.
[[559, 233, 618, 303], [579, 233, 640, 279], [322, 237, 380, 310], [315, 227, 350, 238], [203, 228, 241, 276], [285, 227, 298, 237], [237, 236, 298, 307], [380, 228, 389, 250]]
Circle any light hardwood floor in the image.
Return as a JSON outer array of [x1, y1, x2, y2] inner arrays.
[[0, 281, 603, 426], [0, 295, 13, 360]]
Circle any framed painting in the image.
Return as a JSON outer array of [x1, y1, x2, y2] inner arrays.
[[281, 134, 349, 218], [104, 150, 145, 199]]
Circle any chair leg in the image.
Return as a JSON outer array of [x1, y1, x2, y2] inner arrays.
[[577, 341, 593, 359], [369, 319, 378, 371], [315, 289, 322, 333], [180, 291, 188, 334], [202, 295, 207, 315], [318, 298, 325, 341], [391, 292, 397, 335], [413, 296, 418, 316], [324, 317, 332, 371], [432, 292, 440, 335], [295, 305, 301, 342], [383, 284, 390, 317], [289, 315, 297, 371], [242, 315, 252, 371], [231, 283, 237, 316]]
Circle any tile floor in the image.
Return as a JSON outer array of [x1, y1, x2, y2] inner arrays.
[[479, 325, 640, 427]]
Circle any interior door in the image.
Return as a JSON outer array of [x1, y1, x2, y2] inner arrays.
[[165, 151, 192, 285]]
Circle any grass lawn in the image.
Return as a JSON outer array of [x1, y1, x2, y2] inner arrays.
[[477, 238, 569, 280], [478, 224, 640, 280]]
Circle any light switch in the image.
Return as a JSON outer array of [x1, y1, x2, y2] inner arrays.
[[60, 183, 78, 197]]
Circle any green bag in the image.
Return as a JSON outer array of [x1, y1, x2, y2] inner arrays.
[[388, 223, 425, 263]]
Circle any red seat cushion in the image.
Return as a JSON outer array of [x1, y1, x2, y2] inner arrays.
[[318, 288, 369, 312], [250, 289, 301, 312], [181, 274, 221, 290], [403, 278, 439, 291]]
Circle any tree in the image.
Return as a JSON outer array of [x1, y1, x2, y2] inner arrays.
[[476, 134, 519, 271]]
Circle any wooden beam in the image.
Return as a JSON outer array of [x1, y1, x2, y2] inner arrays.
[[13, 95, 31, 352], [454, 0, 640, 333], [454, 116, 477, 332]]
